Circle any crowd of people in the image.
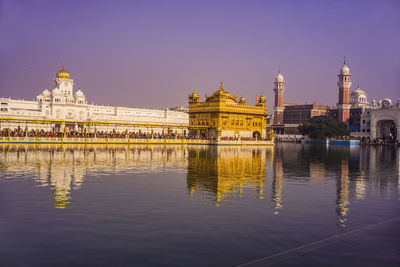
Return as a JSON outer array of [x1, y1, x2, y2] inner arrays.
[[359, 136, 398, 145], [218, 136, 272, 141], [0, 128, 270, 141], [3, 128, 396, 144], [274, 136, 303, 143], [0, 129, 190, 139]]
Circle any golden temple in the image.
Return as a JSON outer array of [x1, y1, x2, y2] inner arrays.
[[188, 82, 268, 139]]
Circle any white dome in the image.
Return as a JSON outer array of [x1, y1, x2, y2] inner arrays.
[[75, 89, 84, 98], [275, 72, 285, 83], [350, 86, 366, 96], [379, 98, 392, 108], [52, 88, 62, 95], [350, 86, 368, 107], [340, 64, 350, 75], [42, 89, 51, 97]]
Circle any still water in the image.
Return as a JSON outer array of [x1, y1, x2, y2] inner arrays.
[[0, 144, 399, 266]]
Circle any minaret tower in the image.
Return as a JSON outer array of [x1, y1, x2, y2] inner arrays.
[[337, 58, 352, 123], [273, 70, 285, 125]]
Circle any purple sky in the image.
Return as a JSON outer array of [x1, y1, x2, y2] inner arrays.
[[1, 0, 399, 112]]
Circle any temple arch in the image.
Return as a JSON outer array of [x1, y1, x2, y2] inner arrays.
[[371, 113, 399, 141]]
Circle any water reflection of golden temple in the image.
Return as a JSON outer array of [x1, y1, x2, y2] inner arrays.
[[187, 146, 274, 205]]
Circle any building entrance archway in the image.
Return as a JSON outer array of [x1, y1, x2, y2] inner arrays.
[[369, 108, 400, 142], [376, 120, 397, 140]]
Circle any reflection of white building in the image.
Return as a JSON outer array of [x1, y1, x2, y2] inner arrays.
[[0, 145, 189, 208], [0, 65, 188, 133]]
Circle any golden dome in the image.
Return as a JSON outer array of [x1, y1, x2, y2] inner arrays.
[[259, 94, 266, 103], [56, 64, 71, 79], [189, 88, 200, 103]]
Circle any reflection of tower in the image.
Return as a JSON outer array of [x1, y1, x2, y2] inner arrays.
[[346, 146, 365, 201], [309, 162, 325, 180], [353, 175, 366, 201], [273, 70, 285, 125], [358, 146, 370, 198], [337, 59, 352, 123], [336, 159, 349, 226], [186, 146, 268, 205], [272, 148, 283, 214], [369, 146, 376, 174]]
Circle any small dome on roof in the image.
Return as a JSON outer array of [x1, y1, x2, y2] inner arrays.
[[189, 88, 199, 102], [52, 88, 62, 95], [190, 89, 199, 98], [340, 65, 350, 75], [340, 59, 351, 75], [42, 89, 51, 97], [350, 86, 366, 96], [379, 98, 392, 108], [275, 72, 285, 83], [350, 86, 368, 107], [75, 89, 84, 98], [56, 64, 71, 79]]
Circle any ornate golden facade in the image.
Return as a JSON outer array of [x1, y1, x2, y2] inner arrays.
[[188, 82, 267, 139]]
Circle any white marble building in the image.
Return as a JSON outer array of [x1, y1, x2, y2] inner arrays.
[[0, 65, 188, 133], [360, 98, 400, 140]]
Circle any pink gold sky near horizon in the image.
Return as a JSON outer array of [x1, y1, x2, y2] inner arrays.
[[0, 0, 399, 111]]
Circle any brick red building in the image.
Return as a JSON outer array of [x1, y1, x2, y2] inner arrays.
[[269, 60, 359, 136], [269, 71, 330, 135]]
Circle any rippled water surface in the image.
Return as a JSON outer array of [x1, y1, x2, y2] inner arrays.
[[0, 144, 399, 266]]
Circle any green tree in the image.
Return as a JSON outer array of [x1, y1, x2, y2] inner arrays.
[[298, 116, 350, 140]]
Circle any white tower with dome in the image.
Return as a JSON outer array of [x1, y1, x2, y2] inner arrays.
[[337, 58, 352, 123]]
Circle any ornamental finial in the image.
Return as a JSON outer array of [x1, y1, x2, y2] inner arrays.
[[344, 56, 347, 65], [220, 81, 224, 91]]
